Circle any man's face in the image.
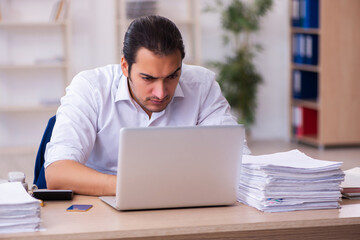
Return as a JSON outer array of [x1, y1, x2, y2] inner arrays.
[[121, 47, 182, 117]]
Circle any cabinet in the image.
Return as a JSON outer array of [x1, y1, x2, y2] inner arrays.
[[0, 0, 71, 149], [290, 0, 360, 147], [115, 0, 201, 65]]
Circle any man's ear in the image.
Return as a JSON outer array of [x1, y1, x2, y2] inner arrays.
[[121, 56, 129, 77]]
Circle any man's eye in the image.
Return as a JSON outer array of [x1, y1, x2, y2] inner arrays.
[[167, 74, 178, 80], [142, 77, 154, 81]]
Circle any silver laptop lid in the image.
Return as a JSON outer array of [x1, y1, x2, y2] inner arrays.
[[115, 125, 244, 210]]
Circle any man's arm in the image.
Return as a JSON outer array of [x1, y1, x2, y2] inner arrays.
[[45, 160, 116, 196]]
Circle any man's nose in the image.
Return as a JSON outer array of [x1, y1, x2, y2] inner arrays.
[[152, 80, 167, 99]]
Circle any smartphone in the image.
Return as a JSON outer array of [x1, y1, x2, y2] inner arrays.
[[32, 189, 73, 200]]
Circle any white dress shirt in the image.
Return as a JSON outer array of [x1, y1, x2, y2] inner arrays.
[[45, 64, 249, 174]]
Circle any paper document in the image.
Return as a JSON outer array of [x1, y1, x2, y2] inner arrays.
[[237, 149, 344, 212], [0, 182, 41, 233]]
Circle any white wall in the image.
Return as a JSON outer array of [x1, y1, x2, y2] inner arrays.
[[251, 0, 290, 140]]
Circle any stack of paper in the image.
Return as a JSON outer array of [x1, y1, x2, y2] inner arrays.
[[237, 150, 344, 212], [0, 182, 41, 234], [341, 167, 360, 199]]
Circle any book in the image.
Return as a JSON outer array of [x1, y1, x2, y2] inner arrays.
[[55, 0, 64, 20], [49, 1, 60, 21], [341, 167, 360, 199], [50, 0, 67, 21]]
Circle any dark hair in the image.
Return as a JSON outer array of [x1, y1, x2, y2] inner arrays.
[[123, 15, 185, 74]]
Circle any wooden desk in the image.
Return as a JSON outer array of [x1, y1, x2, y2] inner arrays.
[[1, 195, 360, 240]]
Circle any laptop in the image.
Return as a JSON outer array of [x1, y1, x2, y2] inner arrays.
[[99, 125, 244, 210]]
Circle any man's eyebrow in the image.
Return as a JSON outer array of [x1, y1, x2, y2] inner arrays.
[[139, 73, 157, 79], [139, 66, 182, 79], [167, 66, 182, 77]]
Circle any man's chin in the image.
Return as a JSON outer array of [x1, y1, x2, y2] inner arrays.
[[147, 106, 167, 113], [145, 103, 168, 113]]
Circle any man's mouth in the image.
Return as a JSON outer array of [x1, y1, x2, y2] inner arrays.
[[151, 100, 164, 104], [148, 96, 169, 105]]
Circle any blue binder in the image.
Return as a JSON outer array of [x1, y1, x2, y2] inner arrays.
[[292, 70, 318, 100], [305, 34, 318, 65], [303, 0, 319, 28], [293, 34, 306, 64], [292, 0, 301, 27]]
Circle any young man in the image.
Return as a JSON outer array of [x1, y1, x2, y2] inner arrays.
[[45, 15, 249, 196]]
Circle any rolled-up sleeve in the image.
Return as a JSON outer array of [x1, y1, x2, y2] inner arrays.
[[44, 74, 99, 169]]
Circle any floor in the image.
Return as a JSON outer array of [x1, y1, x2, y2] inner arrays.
[[0, 140, 359, 187]]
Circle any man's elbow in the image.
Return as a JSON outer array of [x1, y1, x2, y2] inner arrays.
[[45, 161, 65, 190]]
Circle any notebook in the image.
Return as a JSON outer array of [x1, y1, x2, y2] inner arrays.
[[99, 125, 244, 210]]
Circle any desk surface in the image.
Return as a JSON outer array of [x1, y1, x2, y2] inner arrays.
[[1, 195, 360, 240]]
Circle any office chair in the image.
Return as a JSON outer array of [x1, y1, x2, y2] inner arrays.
[[33, 115, 56, 189]]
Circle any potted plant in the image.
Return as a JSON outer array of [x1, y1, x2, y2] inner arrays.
[[206, 0, 273, 128]]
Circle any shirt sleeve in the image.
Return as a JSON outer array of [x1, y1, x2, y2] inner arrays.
[[197, 73, 252, 155], [197, 72, 237, 126], [44, 73, 99, 168]]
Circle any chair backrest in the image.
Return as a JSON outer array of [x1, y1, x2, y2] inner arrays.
[[33, 115, 56, 189]]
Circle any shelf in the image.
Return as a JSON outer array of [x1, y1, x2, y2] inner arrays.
[[0, 105, 59, 113], [293, 135, 319, 146], [0, 0, 71, 149], [291, 27, 320, 35], [292, 64, 319, 72], [289, 0, 360, 147], [0, 21, 68, 28], [0, 63, 66, 70], [292, 99, 319, 110]]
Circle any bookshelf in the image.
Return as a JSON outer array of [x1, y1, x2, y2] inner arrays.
[[114, 0, 202, 65], [0, 0, 71, 149], [290, 0, 360, 147]]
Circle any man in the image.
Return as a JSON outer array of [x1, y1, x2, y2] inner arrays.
[[45, 15, 249, 196]]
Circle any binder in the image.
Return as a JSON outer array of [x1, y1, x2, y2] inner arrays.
[[296, 107, 318, 137], [293, 34, 318, 65], [305, 34, 318, 65], [303, 0, 319, 28], [293, 34, 305, 64], [299, 0, 306, 27], [292, 106, 302, 136], [292, 34, 298, 63], [293, 70, 318, 99], [296, 0, 319, 29], [292, 0, 300, 27]]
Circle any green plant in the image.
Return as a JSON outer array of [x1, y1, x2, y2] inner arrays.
[[206, 0, 273, 127]]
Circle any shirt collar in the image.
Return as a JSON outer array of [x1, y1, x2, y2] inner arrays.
[[115, 74, 132, 102], [115, 73, 185, 103]]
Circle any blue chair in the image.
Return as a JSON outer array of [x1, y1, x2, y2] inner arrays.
[[33, 115, 56, 189]]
